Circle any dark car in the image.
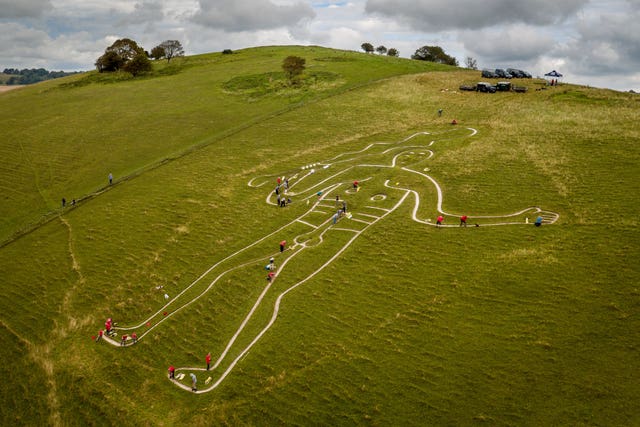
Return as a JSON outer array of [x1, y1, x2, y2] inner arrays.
[[476, 82, 496, 93], [494, 69, 513, 79], [496, 81, 512, 91], [481, 69, 498, 78], [506, 68, 524, 78]]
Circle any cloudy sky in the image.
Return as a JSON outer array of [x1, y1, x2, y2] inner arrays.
[[1, 0, 639, 91]]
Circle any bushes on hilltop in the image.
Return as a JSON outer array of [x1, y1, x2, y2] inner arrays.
[[95, 38, 150, 74], [412, 45, 458, 66], [361, 42, 399, 57], [95, 38, 186, 77], [150, 40, 185, 62]]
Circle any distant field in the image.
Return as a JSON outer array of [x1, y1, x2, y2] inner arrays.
[[0, 46, 638, 426]]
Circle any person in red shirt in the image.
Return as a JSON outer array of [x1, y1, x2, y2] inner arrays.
[[206, 352, 211, 371], [353, 180, 359, 189], [96, 330, 103, 342], [460, 215, 468, 227], [131, 332, 137, 344], [121, 335, 127, 346], [279, 240, 286, 252], [105, 319, 112, 336], [168, 365, 175, 379], [436, 215, 444, 226]]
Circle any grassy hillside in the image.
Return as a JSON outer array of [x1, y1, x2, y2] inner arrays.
[[0, 45, 638, 426], [0, 45, 445, 245]]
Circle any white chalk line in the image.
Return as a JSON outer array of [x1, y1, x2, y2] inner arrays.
[[168, 133, 482, 392], [176, 191, 410, 393], [105, 126, 557, 392], [392, 167, 559, 226]]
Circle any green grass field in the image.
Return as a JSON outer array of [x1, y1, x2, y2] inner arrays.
[[0, 45, 638, 426]]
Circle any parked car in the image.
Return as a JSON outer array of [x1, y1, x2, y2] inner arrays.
[[494, 69, 513, 79], [459, 84, 476, 91], [496, 81, 511, 91], [481, 69, 498, 78], [506, 68, 524, 78], [476, 82, 496, 93], [507, 68, 532, 78]]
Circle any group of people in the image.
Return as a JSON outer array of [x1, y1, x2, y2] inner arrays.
[[435, 215, 470, 227], [274, 177, 291, 207], [62, 172, 114, 209], [95, 317, 139, 346], [119, 332, 137, 346], [332, 196, 348, 224], [435, 214, 544, 227], [167, 352, 211, 391], [61, 198, 77, 208]]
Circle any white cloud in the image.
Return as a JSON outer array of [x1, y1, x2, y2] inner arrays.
[[0, 22, 105, 70], [0, 0, 52, 18], [365, 0, 589, 31], [191, 0, 315, 32], [460, 24, 554, 66], [116, 1, 165, 28]]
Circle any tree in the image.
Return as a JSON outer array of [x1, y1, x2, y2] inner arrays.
[[411, 45, 458, 66], [387, 48, 399, 57], [282, 55, 305, 84], [95, 38, 145, 72], [95, 50, 125, 72], [150, 46, 165, 60], [375, 45, 387, 55], [465, 56, 478, 70], [107, 38, 144, 63], [361, 43, 374, 54], [123, 52, 152, 76], [157, 40, 184, 62]]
